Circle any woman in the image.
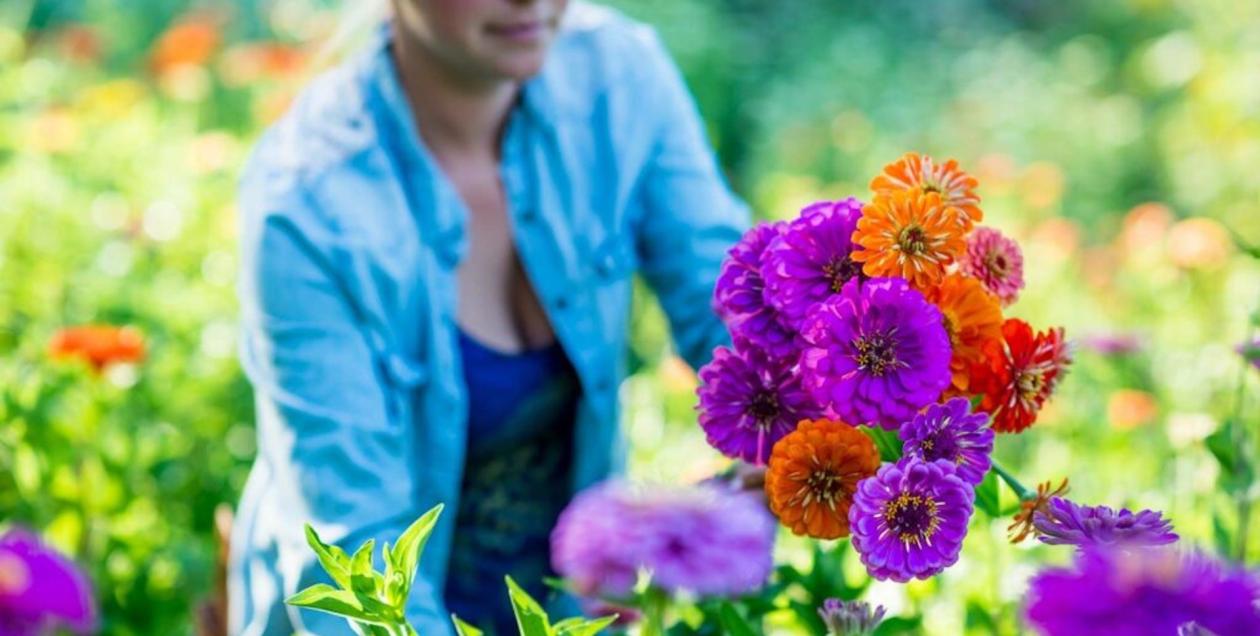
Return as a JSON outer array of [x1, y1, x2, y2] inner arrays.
[[229, 0, 747, 633]]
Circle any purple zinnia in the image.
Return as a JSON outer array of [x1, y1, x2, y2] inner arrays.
[[1026, 546, 1260, 636], [0, 529, 96, 636], [899, 397, 994, 486], [551, 481, 775, 599], [818, 598, 887, 636], [761, 198, 865, 330], [801, 277, 952, 430], [696, 345, 821, 464], [1032, 497, 1178, 548], [848, 458, 975, 582], [713, 221, 798, 359]]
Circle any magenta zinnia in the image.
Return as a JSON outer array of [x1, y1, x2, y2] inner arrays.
[[713, 221, 797, 359], [849, 458, 975, 582], [696, 345, 821, 465], [761, 198, 865, 330], [800, 277, 952, 429], [0, 529, 97, 636]]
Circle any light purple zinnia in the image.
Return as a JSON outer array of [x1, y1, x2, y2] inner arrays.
[[1026, 546, 1260, 636], [899, 397, 994, 486], [848, 458, 975, 582], [818, 598, 887, 636], [801, 277, 952, 430], [551, 481, 775, 599], [713, 221, 798, 359], [0, 529, 96, 636], [761, 198, 865, 330], [1032, 497, 1178, 549], [696, 345, 821, 465]]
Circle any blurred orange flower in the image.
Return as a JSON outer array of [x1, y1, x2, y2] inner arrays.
[[1167, 217, 1230, 270], [924, 274, 1004, 395], [1118, 202, 1173, 258], [1107, 389, 1159, 430], [852, 191, 967, 290], [219, 43, 308, 87], [870, 152, 982, 229], [150, 16, 221, 75], [54, 24, 104, 64], [1020, 161, 1064, 209], [765, 418, 880, 540], [49, 325, 146, 372]]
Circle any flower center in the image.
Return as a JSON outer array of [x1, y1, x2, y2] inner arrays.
[[854, 332, 900, 376], [746, 390, 780, 428], [1017, 370, 1045, 401], [0, 551, 30, 595], [796, 468, 846, 511], [917, 429, 961, 465], [985, 250, 1009, 276], [883, 492, 940, 545], [897, 225, 928, 255], [921, 182, 943, 194], [821, 256, 861, 292]]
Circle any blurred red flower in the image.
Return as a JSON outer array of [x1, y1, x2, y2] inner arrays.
[[48, 325, 146, 372]]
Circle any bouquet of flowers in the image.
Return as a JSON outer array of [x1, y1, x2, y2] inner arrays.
[[698, 152, 1069, 579]]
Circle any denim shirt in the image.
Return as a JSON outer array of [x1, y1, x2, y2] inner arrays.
[[228, 4, 747, 635]]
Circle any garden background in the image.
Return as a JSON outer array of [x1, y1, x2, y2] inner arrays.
[[2, 0, 1259, 634]]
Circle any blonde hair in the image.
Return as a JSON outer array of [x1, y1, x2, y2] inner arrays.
[[309, 0, 391, 71]]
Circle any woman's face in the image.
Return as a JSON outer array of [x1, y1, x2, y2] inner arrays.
[[394, 0, 569, 82]]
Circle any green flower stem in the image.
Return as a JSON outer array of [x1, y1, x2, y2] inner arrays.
[[641, 588, 668, 636], [991, 461, 1033, 501], [1230, 314, 1257, 562]]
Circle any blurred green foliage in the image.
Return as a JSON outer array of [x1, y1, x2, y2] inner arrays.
[[2, 0, 1259, 634]]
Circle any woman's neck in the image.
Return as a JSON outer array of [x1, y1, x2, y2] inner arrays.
[[390, 23, 518, 158]]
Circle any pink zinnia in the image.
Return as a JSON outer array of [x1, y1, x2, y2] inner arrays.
[[961, 227, 1024, 305]]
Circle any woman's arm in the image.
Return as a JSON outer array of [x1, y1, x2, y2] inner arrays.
[[630, 31, 750, 370], [237, 200, 451, 635]]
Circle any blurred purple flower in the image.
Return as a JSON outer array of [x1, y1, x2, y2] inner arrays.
[[0, 528, 96, 636], [1032, 497, 1178, 549], [761, 198, 865, 330], [818, 598, 886, 636], [899, 397, 994, 486], [1237, 337, 1260, 372], [849, 458, 975, 582], [696, 344, 821, 465], [713, 221, 798, 359], [1026, 546, 1260, 636], [801, 277, 951, 429], [550, 481, 775, 599], [1081, 332, 1145, 356]]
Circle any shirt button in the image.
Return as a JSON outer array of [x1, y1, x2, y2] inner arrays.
[[517, 208, 538, 223], [552, 295, 569, 310], [595, 376, 613, 392]]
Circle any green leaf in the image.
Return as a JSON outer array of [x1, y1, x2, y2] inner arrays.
[[304, 524, 353, 589], [975, 469, 1001, 517], [285, 584, 389, 625], [452, 615, 485, 636], [554, 615, 618, 636], [863, 426, 903, 462], [349, 539, 383, 600], [506, 575, 552, 636], [391, 504, 444, 589], [716, 602, 757, 636], [873, 615, 922, 635]]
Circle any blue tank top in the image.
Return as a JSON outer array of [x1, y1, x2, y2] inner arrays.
[[444, 328, 579, 634]]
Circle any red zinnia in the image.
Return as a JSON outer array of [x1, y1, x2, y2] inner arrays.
[[971, 319, 1070, 433]]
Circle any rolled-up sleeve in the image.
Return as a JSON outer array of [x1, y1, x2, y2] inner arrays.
[[630, 31, 750, 370], [237, 189, 450, 635]]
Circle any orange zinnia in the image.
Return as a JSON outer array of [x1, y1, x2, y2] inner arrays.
[[852, 191, 966, 290], [150, 17, 220, 75], [49, 325, 146, 372], [1008, 478, 1069, 543], [870, 152, 982, 229], [765, 418, 880, 540], [925, 274, 1004, 396]]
